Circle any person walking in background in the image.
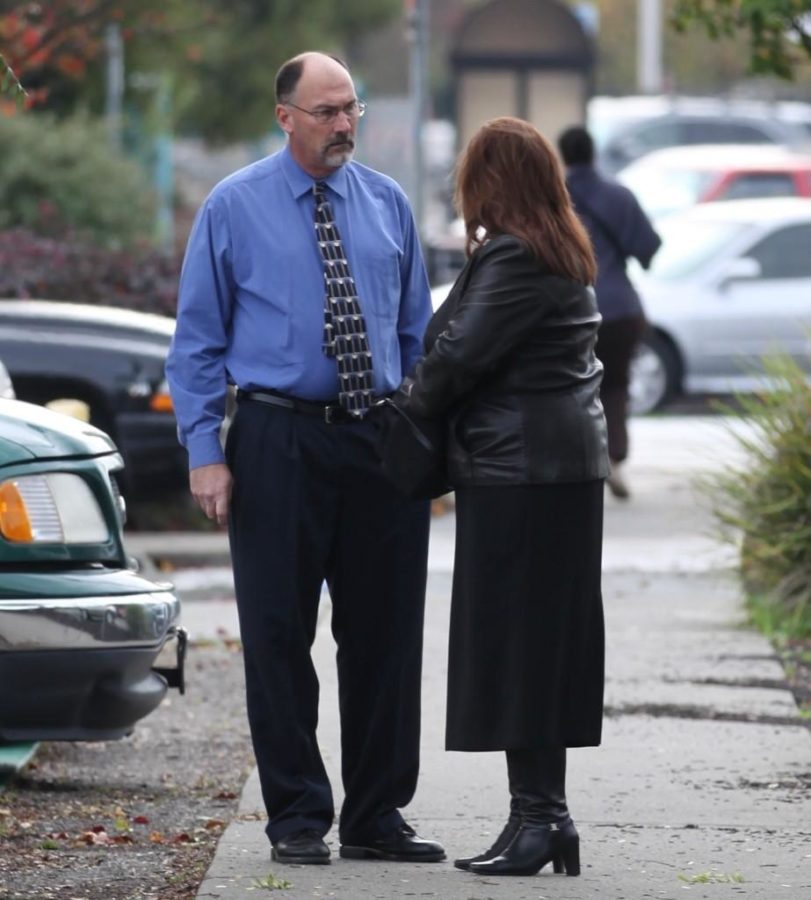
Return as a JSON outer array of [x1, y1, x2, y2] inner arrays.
[[557, 125, 661, 500], [399, 117, 608, 877], [166, 51, 445, 867]]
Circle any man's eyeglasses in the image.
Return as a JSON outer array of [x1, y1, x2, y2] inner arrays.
[[285, 99, 367, 125]]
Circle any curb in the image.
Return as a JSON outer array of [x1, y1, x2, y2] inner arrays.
[[124, 532, 231, 572]]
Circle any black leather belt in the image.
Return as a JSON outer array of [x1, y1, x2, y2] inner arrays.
[[237, 388, 374, 424]]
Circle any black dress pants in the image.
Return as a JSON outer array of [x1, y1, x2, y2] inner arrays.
[[594, 315, 647, 463], [225, 398, 430, 844]]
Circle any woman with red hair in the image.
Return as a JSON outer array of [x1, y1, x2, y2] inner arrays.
[[401, 117, 608, 877]]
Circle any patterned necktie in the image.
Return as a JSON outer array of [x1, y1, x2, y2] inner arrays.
[[313, 180, 375, 417]]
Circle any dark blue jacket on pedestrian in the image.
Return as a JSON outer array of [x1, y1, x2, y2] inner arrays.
[[565, 164, 661, 323]]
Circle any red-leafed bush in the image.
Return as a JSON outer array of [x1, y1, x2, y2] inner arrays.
[[0, 227, 180, 316]]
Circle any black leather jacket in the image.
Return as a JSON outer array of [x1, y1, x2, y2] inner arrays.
[[404, 234, 609, 486]]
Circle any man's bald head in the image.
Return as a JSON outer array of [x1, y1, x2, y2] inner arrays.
[[275, 52, 349, 105], [274, 51, 360, 178]]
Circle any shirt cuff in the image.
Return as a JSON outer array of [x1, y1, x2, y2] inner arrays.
[[186, 432, 226, 470]]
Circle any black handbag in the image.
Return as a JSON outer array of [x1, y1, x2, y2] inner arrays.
[[376, 396, 450, 500]]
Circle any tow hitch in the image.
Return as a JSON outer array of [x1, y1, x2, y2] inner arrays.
[[153, 626, 188, 695]]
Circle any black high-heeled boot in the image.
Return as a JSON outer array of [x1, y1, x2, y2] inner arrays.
[[468, 817, 580, 876], [467, 746, 579, 877], [453, 805, 521, 871], [507, 745, 569, 825]]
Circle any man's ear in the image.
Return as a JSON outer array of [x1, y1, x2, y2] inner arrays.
[[276, 104, 293, 135]]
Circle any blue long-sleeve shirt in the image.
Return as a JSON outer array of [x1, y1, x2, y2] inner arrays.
[[166, 146, 432, 470]]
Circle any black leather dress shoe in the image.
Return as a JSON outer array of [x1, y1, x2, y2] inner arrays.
[[340, 823, 446, 862], [271, 829, 331, 865]]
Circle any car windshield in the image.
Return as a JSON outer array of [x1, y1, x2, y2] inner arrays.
[[588, 113, 646, 151], [619, 165, 716, 218], [630, 217, 750, 281]]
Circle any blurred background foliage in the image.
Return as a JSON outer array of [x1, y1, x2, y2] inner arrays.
[[0, 107, 175, 309], [2, 2, 809, 137], [672, 0, 811, 81], [591, 0, 811, 96], [0, 0, 401, 141], [0, 0, 402, 308], [0, 111, 155, 246]]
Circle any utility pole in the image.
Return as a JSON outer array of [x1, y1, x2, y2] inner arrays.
[[153, 75, 175, 253], [405, 0, 429, 235], [637, 0, 663, 93], [105, 23, 124, 149]]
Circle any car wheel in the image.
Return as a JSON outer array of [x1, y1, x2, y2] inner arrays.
[[629, 333, 680, 415]]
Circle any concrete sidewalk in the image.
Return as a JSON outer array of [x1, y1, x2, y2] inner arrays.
[[127, 417, 811, 899]]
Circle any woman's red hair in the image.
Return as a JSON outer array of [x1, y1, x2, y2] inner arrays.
[[455, 116, 596, 285]]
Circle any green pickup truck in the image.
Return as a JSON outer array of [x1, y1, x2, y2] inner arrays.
[[0, 399, 185, 742]]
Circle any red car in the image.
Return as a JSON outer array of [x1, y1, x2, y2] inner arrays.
[[618, 144, 811, 219]]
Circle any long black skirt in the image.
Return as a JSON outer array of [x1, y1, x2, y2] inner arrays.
[[446, 480, 605, 752]]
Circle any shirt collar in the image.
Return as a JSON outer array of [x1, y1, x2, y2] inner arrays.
[[281, 145, 350, 200]]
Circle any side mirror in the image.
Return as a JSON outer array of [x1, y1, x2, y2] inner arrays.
[[716, 256, 761, 291]]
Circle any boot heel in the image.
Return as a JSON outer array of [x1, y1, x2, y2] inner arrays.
[[559, 836, 580, 876], [552, 855, 564, 874]]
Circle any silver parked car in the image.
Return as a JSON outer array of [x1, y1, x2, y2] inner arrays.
[[629, 197, 811, 413], [589, 94, 811, 174], [429, 198, 811, 415], [616, 144, 811, 221]]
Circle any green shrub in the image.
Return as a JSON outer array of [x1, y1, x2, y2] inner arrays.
[[0, 111, 156, 248], [710, 354, 811, 638]]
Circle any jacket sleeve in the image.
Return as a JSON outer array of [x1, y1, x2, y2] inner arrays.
[[618, 187, 661, 269], [404, 237, 554, 418]]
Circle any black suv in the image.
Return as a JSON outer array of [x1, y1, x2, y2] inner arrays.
[[0, 300, 186, 499]]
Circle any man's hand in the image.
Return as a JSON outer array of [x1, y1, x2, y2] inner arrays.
[[190, 463, 232, 526]]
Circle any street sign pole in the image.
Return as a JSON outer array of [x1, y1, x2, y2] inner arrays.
[[406, 0, 429, 236], [637, 0, 663, 93]]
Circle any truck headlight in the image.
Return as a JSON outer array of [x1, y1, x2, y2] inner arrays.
[[0, 473, 109, 543]]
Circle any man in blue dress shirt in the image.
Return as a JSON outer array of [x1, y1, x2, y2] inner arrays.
[[166, 52, 443, 866]]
